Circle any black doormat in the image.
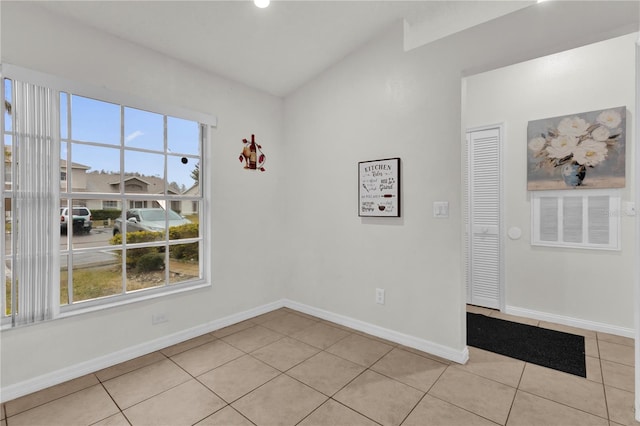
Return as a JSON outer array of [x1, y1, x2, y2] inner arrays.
[[467, 313, 586, 377]]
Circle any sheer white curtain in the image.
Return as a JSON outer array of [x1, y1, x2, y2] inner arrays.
[[12, 79, 59, 326]]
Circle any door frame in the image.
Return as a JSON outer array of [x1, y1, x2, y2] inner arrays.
[[634, 36, 639, 422], [465, 123, 505, 312]]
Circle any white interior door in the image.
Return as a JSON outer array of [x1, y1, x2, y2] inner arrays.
[[467, 126, 503, 309]]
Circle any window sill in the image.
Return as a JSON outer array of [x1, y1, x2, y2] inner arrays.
[[1, 280, 211, 329]]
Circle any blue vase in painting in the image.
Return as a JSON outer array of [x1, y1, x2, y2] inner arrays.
[[561, 162, 586, 187]]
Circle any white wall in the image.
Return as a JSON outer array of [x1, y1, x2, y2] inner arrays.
[[283, 27, 467, 352], [0, 2, 286, 392], [282, 1, 639, 356], [1, 0, 638, 400], [465, 33, 637, 332]]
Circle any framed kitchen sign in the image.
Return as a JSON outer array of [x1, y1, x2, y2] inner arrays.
[[358, 157, 401, 217]]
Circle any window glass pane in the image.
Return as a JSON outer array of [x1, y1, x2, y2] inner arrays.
[[4, 259, 11, 316], [60, 92, 68, 140], [4, 193, 12, 316], [124, 107, 164, 151], [70, 251, 123, 303], [184, 201, 200, 220], [167, 155, 197, 195], [167, 117, 199, 155], [169, 243, 199, 284], [71, 144, 121, 194], [169, 200, 182, 214], [60, 254, 70, 306], [60, 199, 93, 241], [71, 95, 120, 145], [4, 78, 12, 132], [169, 219, 197, 244], [124, 151, 164, 194], [126, 247, 165, 292], [562, 196, 583, 243], [60, 142, 68, 192], [4, 197, 12, 245], [59, 199, 69, 250], [4, 135, 11, 185]]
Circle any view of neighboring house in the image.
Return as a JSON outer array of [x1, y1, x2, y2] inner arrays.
[[179, 183, 199, 216], [5, 145, 191, 220], [61, 161, 185, 213]]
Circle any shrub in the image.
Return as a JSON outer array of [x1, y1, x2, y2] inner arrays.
[[91, 209, 122, 221], [135, 253, 165, 273], [168, 223, 199, 240], [170, 242, 198, 261], [110, 230, 164, 245], [109, 225, 199, 265], [169, 224, 199, 261], [110, 230, 164, 269]]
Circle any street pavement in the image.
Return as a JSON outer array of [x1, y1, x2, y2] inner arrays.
[[5, 226, 119, 267]]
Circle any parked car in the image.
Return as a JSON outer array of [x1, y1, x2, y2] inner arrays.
[[113, 208, 191, 235], [60, 206, 93, 234]]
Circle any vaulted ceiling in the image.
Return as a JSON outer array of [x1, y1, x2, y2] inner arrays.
[[35, 1, 534, 97]]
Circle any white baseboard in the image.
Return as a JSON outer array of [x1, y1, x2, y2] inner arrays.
[[0, 300, 285, 403], [505, 305, 635, 339], [3, 298, 469, 403], [283, 299, 469, 364]]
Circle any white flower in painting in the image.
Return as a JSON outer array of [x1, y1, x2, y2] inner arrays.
[[545, 135, 578, 159], [557, 116, 589, 136], [573, 139, 608, 166], [596, 109, 622, 128], [528, 137, 546, 152], [591, 126, 610, 142]]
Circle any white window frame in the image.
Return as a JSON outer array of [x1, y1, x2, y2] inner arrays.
[[1, 63, 216, 323], [531, 189, 621, 251]]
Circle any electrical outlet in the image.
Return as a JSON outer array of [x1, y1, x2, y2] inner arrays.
[[375, 288, 385, 305], [152, 313, 168, 325]]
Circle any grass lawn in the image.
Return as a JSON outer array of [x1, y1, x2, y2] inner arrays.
[[5, 261, 199, 313]]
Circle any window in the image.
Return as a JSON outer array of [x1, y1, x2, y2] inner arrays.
[[2, 65, 214, 325], [531, 190, 620, 250], [130, 200, 148, 209], [102, 200, 118, 210]]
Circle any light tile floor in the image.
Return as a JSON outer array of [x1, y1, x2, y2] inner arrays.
[[2, 306, 637, 426]]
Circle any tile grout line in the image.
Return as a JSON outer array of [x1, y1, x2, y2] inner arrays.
[[503, 357, 528, 425], [96, 381, 131, 426], [5, 307, 634, 425], [4, 374, 105, 420], [595, 335, 613, 422], [418, 370, 502, 426]]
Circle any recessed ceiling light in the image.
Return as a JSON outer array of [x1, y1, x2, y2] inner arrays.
[[254, 0, 270, 8]]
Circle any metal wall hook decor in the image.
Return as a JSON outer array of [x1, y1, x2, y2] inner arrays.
[[239, 134, 266, 172]]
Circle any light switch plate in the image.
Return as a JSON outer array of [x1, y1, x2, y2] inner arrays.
[[433, 201, 449, 218]]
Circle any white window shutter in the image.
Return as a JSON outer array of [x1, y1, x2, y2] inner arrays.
[[539, 197, 558, 242], [563, 196, 583, 243], [532, 190, 619, 250], [588, 195, 610, 245]]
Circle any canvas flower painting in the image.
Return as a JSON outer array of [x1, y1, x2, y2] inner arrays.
[[527, 106, 626, 190]]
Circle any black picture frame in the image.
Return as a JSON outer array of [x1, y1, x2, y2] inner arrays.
[[358, 157, 401, 217]]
